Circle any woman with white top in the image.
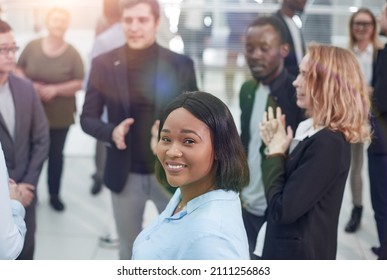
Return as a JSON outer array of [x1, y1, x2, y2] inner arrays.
[[345, 8, 383, 233]]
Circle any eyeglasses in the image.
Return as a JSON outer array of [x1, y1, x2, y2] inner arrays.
[[0, 46, 20, 55], [352, 21, 374, 28]]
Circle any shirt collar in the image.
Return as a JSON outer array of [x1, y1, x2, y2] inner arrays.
[[353, 43, 373, 55], [165, 188, 238, 220], [294, 118, 323, 141]]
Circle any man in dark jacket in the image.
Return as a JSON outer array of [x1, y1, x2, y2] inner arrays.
[[81, 0, 198, 259]]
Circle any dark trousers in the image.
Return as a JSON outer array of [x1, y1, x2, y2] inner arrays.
[[16, 203, 36, 259], [379, 234, 387, 260], [368, 152, 387, 248], [242, 207, 266, 260], [47, 127, 69, 196]]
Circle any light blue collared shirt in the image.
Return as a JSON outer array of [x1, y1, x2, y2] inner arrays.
[[0, 142, 26, 260], [132, 188, 249, 260]]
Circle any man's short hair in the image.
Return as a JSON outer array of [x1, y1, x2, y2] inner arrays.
[[119, 0, 160, 21], [247, 15, 288, 45]]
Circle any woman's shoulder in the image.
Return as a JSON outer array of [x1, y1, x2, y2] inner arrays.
[[308, 128, 349, 152]]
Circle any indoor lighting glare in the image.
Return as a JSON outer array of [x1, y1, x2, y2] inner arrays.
[[349, 6, 359, 13]]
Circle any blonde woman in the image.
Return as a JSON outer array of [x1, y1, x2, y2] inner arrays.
[[345, 7, 382, 233], [259, 45, 370, 259]]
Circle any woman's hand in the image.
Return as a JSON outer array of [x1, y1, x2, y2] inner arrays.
[[259, 106, 293, 155]]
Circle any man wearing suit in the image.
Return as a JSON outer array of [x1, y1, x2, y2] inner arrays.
[[81, 0, 198, 259], [273, 0, 307, 76], [368, 1, 387, 260], [0, 20, 49, 259], [239, 16, 304, 259]]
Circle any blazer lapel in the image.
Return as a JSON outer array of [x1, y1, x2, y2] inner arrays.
[[2, 76, 19, 143], [0, 112, 9, 137], [112, 47, 130, 116]]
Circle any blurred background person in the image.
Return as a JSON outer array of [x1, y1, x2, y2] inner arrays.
[[273, 0, 307, 76], [0, 19, 49, 260], [88, 0, 125, 197], [344, 7, 382, 234], [224, 0, 257, 104], [178, 0, 212, 87], [17, 7, 84, 212]]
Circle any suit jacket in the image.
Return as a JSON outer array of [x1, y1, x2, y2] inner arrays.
[[369, 45, 387, 154], [262, 129, 350, 259], [273, 10, 305, 76], [81, 44, 198, 193], [0, 74, 49, 186], [240, 69, 304, 155]]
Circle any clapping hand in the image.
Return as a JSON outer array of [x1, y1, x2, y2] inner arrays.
[[259, 106, 293, 155]]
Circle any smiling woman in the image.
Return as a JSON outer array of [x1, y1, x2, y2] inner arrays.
[[131, 91, 250, 260]]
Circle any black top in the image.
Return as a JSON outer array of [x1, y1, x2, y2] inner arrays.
[[126, 43, 158, 173], [81, 43, 198, 192]]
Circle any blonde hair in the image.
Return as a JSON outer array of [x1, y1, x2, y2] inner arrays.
[[305, 44, 371, 143]]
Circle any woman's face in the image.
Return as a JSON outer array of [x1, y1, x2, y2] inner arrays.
[[293, 54, 312, 113], [46, 11, 69, 38], [157, 108, 215, 191], [351, 12, 375, 44]]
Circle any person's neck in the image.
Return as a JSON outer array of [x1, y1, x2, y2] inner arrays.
[[260, 66, 284, 86], [178, 182, 215, 210], [356, 41, 370, 52], [42, 36, 67, 57], [44, 35, 65, 48]]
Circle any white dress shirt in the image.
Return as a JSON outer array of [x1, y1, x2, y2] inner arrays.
[[0, 141, 26, 260]]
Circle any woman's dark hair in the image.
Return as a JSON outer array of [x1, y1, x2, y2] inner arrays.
[[246, 15, 288, 45], [155, 91, 249, 192]]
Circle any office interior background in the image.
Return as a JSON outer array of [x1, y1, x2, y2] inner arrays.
[[0, 0, 384, 259]]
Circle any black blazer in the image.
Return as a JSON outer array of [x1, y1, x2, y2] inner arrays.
[[80, 44, 198, 193], [262, 129, 350, 259], [240, 69, 304, 154], [369, 45, 387, 154], [273, 10, 306, 76]]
